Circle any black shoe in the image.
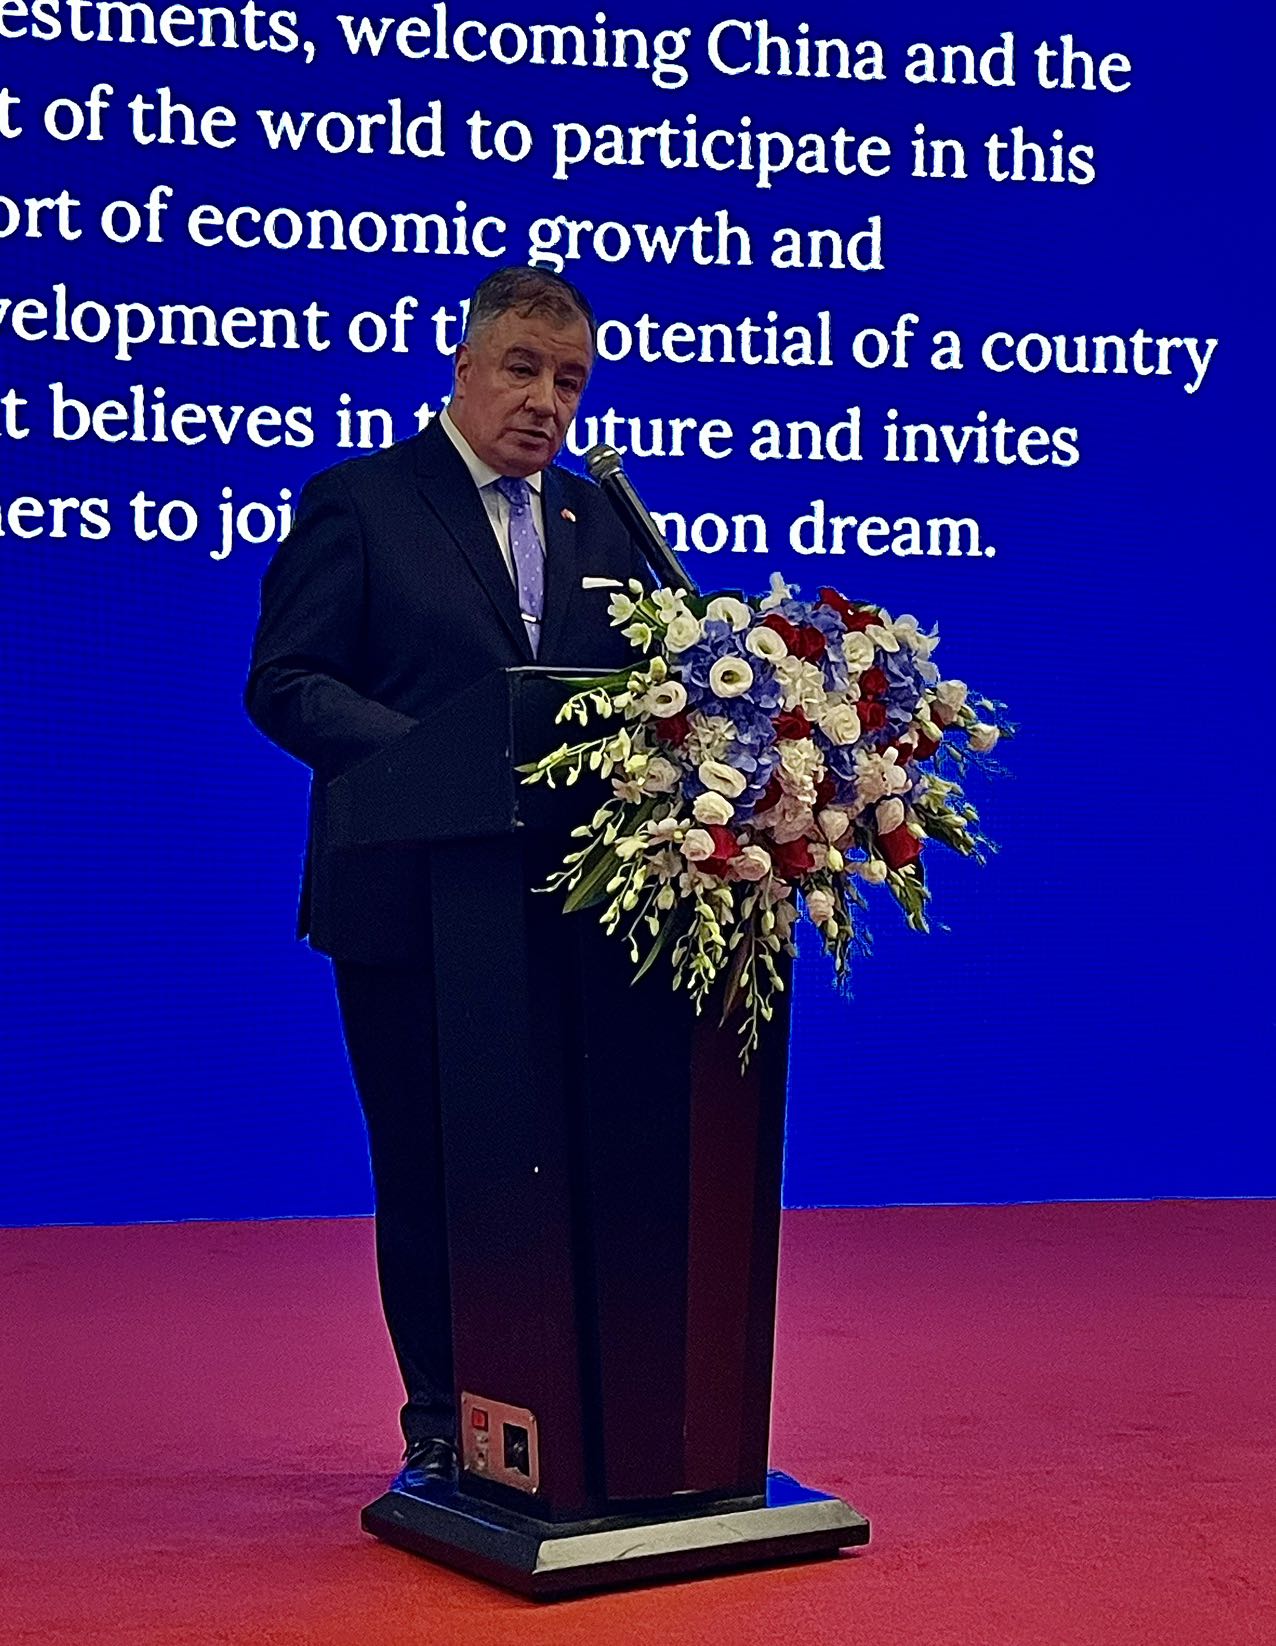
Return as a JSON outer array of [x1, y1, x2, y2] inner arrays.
[[391, 1436, 457, 1493]]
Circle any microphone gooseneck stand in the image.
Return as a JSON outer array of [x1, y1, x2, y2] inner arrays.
[[585, 444, 700, 596]]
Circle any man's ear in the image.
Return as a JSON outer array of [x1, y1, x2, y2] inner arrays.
[[452, 341, 472, 399]]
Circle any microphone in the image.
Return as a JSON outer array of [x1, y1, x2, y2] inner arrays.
[[584, 445, 698, 596]]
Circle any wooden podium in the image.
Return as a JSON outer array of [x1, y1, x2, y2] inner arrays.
[[326, 667, 868, 1596]]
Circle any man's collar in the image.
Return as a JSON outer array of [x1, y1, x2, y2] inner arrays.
[[439, 406, 544, 494]]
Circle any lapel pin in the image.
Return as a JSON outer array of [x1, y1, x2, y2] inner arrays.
[[560, 507, 576, 523]]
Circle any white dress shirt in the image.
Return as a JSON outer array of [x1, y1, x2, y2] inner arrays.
[[438, 407, 546, 585]]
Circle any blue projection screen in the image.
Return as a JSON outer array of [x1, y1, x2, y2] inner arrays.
[[1, 3, 1270, 1223]]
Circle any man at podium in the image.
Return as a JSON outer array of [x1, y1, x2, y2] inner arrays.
[[245, 265, 649, 1492]]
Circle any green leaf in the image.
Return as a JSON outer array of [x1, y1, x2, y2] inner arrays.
[[632, 911, 682, 983], [563, 845, 623, 913]]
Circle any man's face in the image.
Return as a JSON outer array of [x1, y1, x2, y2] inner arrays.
[[449, 306, 593, 477]]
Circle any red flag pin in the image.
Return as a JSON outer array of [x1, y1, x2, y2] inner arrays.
[[560, 507, 576, 523]]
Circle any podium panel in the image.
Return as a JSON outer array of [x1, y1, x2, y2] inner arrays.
[[330, 667, 869, 1587], [429, 828, 791, 1517]]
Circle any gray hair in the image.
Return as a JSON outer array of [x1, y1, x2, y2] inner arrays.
[[464, 265, 597, 351]]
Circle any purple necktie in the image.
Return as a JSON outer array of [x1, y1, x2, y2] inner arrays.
[[495, 475, 544, 655]]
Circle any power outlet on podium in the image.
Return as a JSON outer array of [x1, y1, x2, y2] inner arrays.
[[460, 1391, 541, 1493]]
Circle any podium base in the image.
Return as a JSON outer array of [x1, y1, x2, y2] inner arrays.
[[361, 1470, 869, 1598]]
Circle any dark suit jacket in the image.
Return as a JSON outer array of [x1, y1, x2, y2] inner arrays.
[[245, 414, 649, 963]]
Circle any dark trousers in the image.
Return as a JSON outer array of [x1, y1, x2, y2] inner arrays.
[[332, 957, 455, 1450]]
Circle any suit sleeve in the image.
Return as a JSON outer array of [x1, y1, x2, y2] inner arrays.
[[244, 466, 418, 778]]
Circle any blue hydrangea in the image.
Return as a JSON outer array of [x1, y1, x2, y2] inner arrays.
[[676, 620, 782, 716], [880, 645, 929, 735], [676, 618, 746, 700], [815, 737, 861, 807]]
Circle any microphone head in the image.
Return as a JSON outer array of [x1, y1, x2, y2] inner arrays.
[[585, 443, 622, 483]]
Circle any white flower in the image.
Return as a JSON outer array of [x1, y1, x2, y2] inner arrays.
[[768, 796, 817, 844], [608, 591, 636, 623], [731, 845, 771, 881], [759, 571, 793, 611], [622, 620, 653, 649], [808, 841, 829, 870], [693, 790, 735, 825], [772, 655, 826, 715], [865, 621, 899, 653], [698, 759, 747, 798], [665, 612, 703, 653], [647, 680, 688, 718], [819, 703, 860, 746], [612, 777, 644, 803], [651, 588, 687, 623], [842, 630, 875, 669], [706, 595, 752, 632], [681, 828, 716, 862], [708, 656, 754, 699], [805, 889, 835, 926], [932, 679, 968, 726], [641, 756, 680, 794], [860, 858, 888, 885], [892, 613, 940, 659], [645, 815, 687, 845], [876, 797, 905, 834], [684, 714, 736, 763], [818, 806, 851, 843], [968, 722, 1001, 753], [745, 624, 788, 664], [763, 882, 796, 923], [853, 746, 910, 805], [779, 737, 823, 802]]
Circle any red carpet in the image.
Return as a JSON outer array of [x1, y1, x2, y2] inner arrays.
[[2, 1201, 1272, 1645]]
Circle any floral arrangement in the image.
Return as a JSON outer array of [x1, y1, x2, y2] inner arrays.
[[521, 576, 1015, 1064]]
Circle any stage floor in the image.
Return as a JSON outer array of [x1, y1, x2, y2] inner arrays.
[[3, 1201, 1272, 1644]]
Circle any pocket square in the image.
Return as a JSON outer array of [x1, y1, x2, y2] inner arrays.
[[581, 576, 624, 590]]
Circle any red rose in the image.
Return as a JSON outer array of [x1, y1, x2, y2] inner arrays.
[[888, 730, 939, 764], [815, 773, 837, 807], [659, 712, 690, 746], [818, 588, 857, 625], [761, 614, 801, 651], [856, 699, 887, 731], [770, 837, 815, 879], [757, 775, 784, 813], [844, 608, 883, 632], [773, 707, 812, 741], [878, 823, 923, 870], [701, 824, 740, 876], [860, 666, 888, 699], [791, 625, 827, 662]]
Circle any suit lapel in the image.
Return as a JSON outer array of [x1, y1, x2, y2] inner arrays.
[[537, 466, 580, 662], [408, 419, 533, 662]]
